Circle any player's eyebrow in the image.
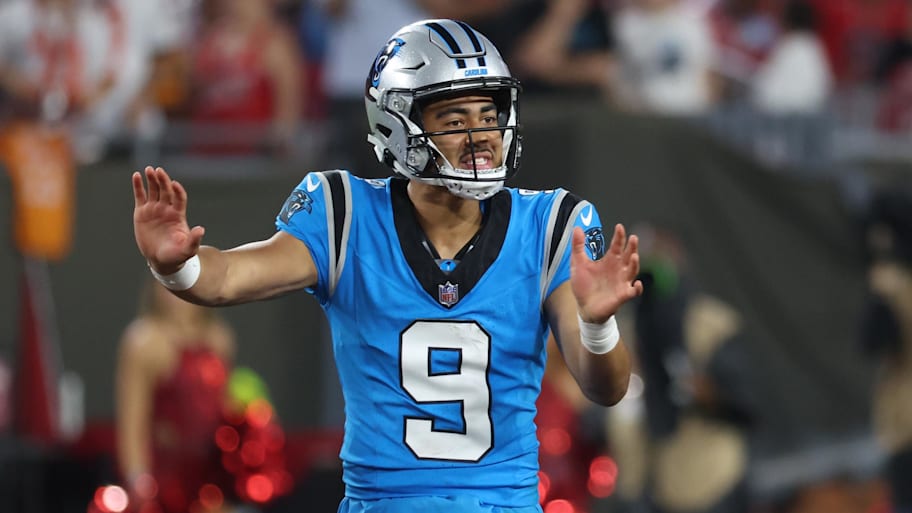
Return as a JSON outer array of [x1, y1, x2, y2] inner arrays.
[[434, 102, 497, 119]]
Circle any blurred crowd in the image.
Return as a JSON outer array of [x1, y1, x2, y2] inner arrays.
[[1, 0, 912, 166]]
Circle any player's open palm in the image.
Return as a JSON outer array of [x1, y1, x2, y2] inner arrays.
[[570, 223, 643, 323], [132, 166, 205, 272]]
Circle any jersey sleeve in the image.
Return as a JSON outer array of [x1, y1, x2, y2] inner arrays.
[[541, 191, 607, 299], [275, 170, 353, 303]]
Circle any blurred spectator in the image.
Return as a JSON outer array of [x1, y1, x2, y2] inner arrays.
[[290, 0, 331, 121], [182, 0, 303, 156], [404, 0, 616, 97], [626, 226, 755, 513], [313, 0, 430, 174], [116, 279, 236, 513], [417, 0, 513, 23], [809, 0, 908, 87], [874, 8, 912, 133], [0, 0, 188, 163], [0, 0, 122, 123], [751, 0, 832, 114], [710, 0, 779, 88], [860, 188, 912, 513], [95, 0, 194, 161], [317, 0, 429, 102], [510, 0, 617, 97], [875, 5, 912, 84], [611, 0, 720, 115], [0, 0, 100, 262]]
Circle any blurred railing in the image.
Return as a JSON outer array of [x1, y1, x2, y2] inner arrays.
[[699, 89, 912, 176]]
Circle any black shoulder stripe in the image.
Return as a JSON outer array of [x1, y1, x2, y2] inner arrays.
[[324, 170, 347, 263], [547, 192, 584, 270], [320, 170, 352, 297]]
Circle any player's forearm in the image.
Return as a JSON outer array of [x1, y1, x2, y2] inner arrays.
[[565, 336, 631, 406], [167, 237, 314, 306], [170, 245, 273, 306], [165, 245, 234, 306]]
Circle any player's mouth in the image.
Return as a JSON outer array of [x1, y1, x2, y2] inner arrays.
[[460, 151, 495, 170]]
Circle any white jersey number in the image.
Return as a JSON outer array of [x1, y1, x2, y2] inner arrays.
[[400, 320, 493, 462]]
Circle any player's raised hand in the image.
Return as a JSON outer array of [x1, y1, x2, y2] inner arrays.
[[570, 223, 643, 323], [132, 166, 205, 273]]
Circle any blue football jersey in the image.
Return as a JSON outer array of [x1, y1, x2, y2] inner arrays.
[[276, 171, 606, 507]]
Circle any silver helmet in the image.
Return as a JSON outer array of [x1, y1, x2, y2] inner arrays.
[[365, 19, 522, 200]]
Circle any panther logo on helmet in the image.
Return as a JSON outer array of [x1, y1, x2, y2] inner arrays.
[[370, 38, 406, 88]]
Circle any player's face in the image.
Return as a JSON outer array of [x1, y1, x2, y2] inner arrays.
[[421, 95, 504, 172]]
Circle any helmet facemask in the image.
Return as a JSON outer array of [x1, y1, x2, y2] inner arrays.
[[403, 86, 522, 200]]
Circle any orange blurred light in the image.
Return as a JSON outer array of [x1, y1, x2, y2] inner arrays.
[[588, 456, 619, 498], [588, 476, 616, 498], [199, 357, 227, 387], [245, 474, 275, 503], [541, 428, 572, 456], [544, 499, 576, 513], [538, 471, 551, 504], [245, 399, 273, 428], [589, 456, 618, 482], [199, 484, 224, 510], [93, 486, 108, 512]]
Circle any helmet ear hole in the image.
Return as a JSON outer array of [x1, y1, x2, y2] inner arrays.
[[375, 124, 393, 138], [382, 149, 396, 168]]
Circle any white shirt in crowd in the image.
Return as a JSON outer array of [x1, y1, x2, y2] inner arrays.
[[613, 1, 717, 115], [318, 0, 431, 100], [751, 32, 832, 115]]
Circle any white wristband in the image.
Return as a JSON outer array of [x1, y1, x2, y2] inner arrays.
[[578, 314, 620, 354], [149, 255, 201, 291]]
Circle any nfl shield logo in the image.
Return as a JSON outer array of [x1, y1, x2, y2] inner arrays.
[[438, 281, 459, 307]]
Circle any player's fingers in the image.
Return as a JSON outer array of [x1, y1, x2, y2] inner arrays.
[[132, 171, 147, 207], [571, 227, 586, 254], [188, 226, 205, 253], [156, 167, 173, 205], [145, 166, 160, 202], [172, 180, 187, 214], [570, 228, 588, 272], [628, 252, 640, 279], [631, 279, 644, 297], [624, 234, 639, 260], [610, 224, 625, 254]]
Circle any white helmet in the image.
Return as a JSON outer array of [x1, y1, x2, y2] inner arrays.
[[365, 19, 522, 200]]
